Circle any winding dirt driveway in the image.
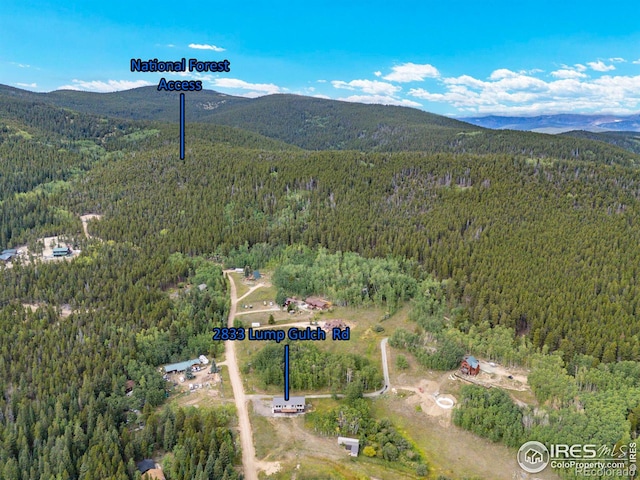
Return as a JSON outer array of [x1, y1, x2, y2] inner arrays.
[[225, 273, 258, 480], [224, 277, 391, 479], [80, 214, 102, 239]]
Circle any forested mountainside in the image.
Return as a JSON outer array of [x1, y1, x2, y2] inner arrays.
[[62, 128, 640, 362], [3, 84, 639, 162], [2, 94, 640, 363], [0, 84, 250, 122], [561, 129, 640, 154], [2, 92, 640, 478]]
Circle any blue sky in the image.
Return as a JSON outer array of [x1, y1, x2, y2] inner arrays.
[[2, 0, 640, 116]]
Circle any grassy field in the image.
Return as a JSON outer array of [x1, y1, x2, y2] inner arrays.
[[229, 272, 250, 298], [235, 304, 397, 395], [235, 309, 294, 327], [240, 282, 278, 304], [369, 396, 559, 480], [251, 409, 275, 459], [252, 398, 423, 480], [234, 281, 547, 479]]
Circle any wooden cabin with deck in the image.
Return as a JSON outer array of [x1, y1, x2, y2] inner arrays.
[[460, 355, 480, 376]]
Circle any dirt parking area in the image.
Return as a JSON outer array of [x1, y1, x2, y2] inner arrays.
[[166, 366, 231, 408]]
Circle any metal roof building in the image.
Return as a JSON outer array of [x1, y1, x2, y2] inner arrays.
[[163, 358, 200, 373], [1, 249, 17, 262]]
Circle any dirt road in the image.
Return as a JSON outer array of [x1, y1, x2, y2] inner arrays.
[[225, 273, 258, 480], [80, 214, 102, 240]]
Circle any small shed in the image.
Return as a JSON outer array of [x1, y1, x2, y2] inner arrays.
[[272, 396, 306, 414], [338, 437, 360, 457], [461, 355, 480, 376], [0, 253, 13, 262], [1, 249, 17, 256], [136, 459, 155, 475], [253, 270, 261, 280]]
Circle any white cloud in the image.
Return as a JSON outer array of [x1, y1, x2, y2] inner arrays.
[[633, 59, 640, 65], [210, 78, 283, 95], [317, 79, 327, 83], [489, 69, 519, 80], [574, 64, 587, 72], [16, 82, 37, 88], [382, 62, 440, 82], [407, 68, 640, 115], [609, 57, 625, 63], [587, 60, 615, 72], [550, 69, 587, 79], [57, 79, 154, 92], [237, 91, 270, 98], [443, 75, 487, 89], [331, 79, 400, 96], [337, 94, 422, 108], [189, 43, 225, 52], [374, 71, 382, 77]]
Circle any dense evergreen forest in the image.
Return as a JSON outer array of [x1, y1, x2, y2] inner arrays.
[[2, 90, 640, 478], [0, 243, 238, 479], [562, 130, 640, 154], [65, 127, 640, 362]]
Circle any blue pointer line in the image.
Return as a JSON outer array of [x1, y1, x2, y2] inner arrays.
[[284, 345, 290, 401], [179, 93, 185, 160]]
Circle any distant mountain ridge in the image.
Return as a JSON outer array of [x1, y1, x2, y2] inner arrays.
[[1, 84, 639, 165], [463, 113, 640, 133]]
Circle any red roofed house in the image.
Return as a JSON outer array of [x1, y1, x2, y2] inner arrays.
[[305, 296, 331, 310]]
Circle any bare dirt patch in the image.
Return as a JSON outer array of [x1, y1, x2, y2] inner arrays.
[[22, 303, 76, 318], [80, 214, 103, 239], [398, 376, 457, 425], [38, 236, 80, 262], [166, 367, 233, 409], [478, 360, 529, 390], [255, 460, 281, 476]]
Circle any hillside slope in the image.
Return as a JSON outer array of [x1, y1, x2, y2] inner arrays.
[[3, 84, 639, 165], [561, 130, 640, 154], [59, 126, 640, 363]]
